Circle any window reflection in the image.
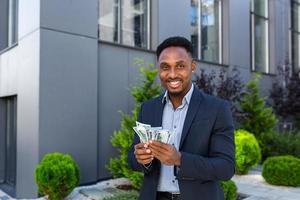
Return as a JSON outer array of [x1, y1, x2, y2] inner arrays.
[[292, 1, 300, 73], [99, 0, 149, 49], [99, 0, 119, 43], [190, 0, 221, 63], [251, 0, 269, 73]]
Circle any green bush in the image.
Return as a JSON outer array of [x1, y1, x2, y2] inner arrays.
[[103, 190, 139, 200], [220, 180, 237, 200], [262, 155, 300, 187], [235, 129, 261, 174], [260, 131, 300, 161], [240, 73, 277, 139], [35, 152, 80, 200], [107, 59, 161, 188]]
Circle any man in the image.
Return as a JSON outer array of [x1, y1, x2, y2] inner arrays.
[[128, 36, 235, 200]]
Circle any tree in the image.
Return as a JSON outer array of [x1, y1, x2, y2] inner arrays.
[[107, 59, 161, 188], [240, 73, 277, 139]]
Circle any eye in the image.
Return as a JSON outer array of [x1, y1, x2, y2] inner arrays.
[[160, 64, 169, 70], [177, 63, 185, 69]]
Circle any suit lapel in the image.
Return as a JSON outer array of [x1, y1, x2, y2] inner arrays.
[[179, 89, 203, 149], [154, 94, 165, 127]]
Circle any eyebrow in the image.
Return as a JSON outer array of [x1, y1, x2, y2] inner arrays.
[[159, 60, 186, 65], [176, 60, 186, 65]]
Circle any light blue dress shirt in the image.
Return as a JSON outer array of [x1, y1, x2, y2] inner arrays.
[[157, 84, 194, 192]]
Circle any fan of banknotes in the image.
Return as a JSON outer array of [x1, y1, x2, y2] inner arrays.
[[133, 121, 171, 144]]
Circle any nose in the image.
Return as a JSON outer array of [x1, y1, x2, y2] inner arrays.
[[169, 67, 177, 79]]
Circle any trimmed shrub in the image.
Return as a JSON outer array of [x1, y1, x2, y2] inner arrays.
[[262, 155, 300, 187], [235, 129, 261, 174], [260, 131, 300, 161], [220, 180, 237, 200], [35, 152, 80, 200]]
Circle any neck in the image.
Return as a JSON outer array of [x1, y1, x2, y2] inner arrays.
[[169, 95, 183, 109], [168, 84, 192, 109]]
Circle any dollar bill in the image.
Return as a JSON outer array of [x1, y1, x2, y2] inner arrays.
[[134, 121, 171, 143], [133, 126, 147, 143], [136, 121, 151, 128], [156, 129, 171, 143]]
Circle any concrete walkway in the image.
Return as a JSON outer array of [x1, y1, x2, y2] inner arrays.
[[232, 166, 300, 200], [1, 167, 300, 200]]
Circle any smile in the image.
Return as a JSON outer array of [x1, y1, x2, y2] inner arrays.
[[168, 80, 181, 88]]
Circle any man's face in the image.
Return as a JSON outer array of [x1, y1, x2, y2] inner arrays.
[[158, 46, 196, 97]]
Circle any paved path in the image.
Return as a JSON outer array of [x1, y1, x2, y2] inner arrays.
[[232, 166, 300, 200], [1, 168, 300, 199]]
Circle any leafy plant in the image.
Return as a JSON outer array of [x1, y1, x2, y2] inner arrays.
[[107, 59, 161, 188], [270, 64, 300, 120], [240, 73, 277, 139], [270, 64, 300, 131], [194, 66, 244, 123], [220, 180, 237, 200], [260, 131, 300, 161], [235, 129, 261, 174], [35, 152, 80, 200], [262, 155, 300, 187]]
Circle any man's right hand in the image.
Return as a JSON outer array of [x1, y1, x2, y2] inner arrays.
[[134, 143, 153, 165]]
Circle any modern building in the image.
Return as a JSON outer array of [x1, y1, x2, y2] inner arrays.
[[0, 0, 297, 198]]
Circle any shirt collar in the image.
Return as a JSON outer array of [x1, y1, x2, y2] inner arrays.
[[162, 84, 194, 106]]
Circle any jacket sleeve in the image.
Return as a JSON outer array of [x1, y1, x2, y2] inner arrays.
[[176, 101, 235, 181], [127, 103, 156, 174]]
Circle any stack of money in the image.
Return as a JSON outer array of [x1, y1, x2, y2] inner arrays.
[[133, 121, 171, 144]]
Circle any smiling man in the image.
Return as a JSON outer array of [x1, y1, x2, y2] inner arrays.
[[128, 36, 235, 200]]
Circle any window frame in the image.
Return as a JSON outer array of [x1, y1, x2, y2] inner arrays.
[[192, 0, 223, 64], [291, 0, 300, 73], [98, 0, 151, 50], [250, 0, 270, 74], [0, 0, 18, 54]]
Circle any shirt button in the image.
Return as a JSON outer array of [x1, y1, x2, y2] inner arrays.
[[172, 180, 175, 183], [174, 125, 177, 129]]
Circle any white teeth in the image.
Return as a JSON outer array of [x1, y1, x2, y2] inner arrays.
[[169, 81, 180, 87]]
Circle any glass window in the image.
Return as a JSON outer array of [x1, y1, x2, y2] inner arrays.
[[99, 0, 119, 43], [251, 0, 269, 73], [252, 0, 268, 17], [292, 0, 300, 73], [0, 0, 18, 52], [191, 0, 222, 63], [99, 0, 150, 49]]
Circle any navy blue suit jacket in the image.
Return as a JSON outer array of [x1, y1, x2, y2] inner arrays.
[[128, 88, 235, 200]]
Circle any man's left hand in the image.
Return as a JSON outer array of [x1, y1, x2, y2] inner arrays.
[[149, 140, 181, 166]]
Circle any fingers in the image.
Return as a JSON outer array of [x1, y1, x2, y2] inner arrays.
[[134, 143, 153, 165], [134, 143, 149, 154], [137, 157, 153, 165], [149, 140, 171, 154], [134, 143, 146, 149], [136, 153, 153, 165]]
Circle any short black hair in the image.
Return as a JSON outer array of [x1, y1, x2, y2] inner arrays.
[[156, 36, 193, 59]]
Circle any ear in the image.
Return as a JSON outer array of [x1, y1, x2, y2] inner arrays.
[[191, 60, 197, 72]]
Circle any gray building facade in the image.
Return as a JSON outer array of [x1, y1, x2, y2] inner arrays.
[[0, 0, 296, 198]]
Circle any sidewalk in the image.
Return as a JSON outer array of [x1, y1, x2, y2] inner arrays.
[[232, 166, 300, 200], [1, 167, 300, 200]]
